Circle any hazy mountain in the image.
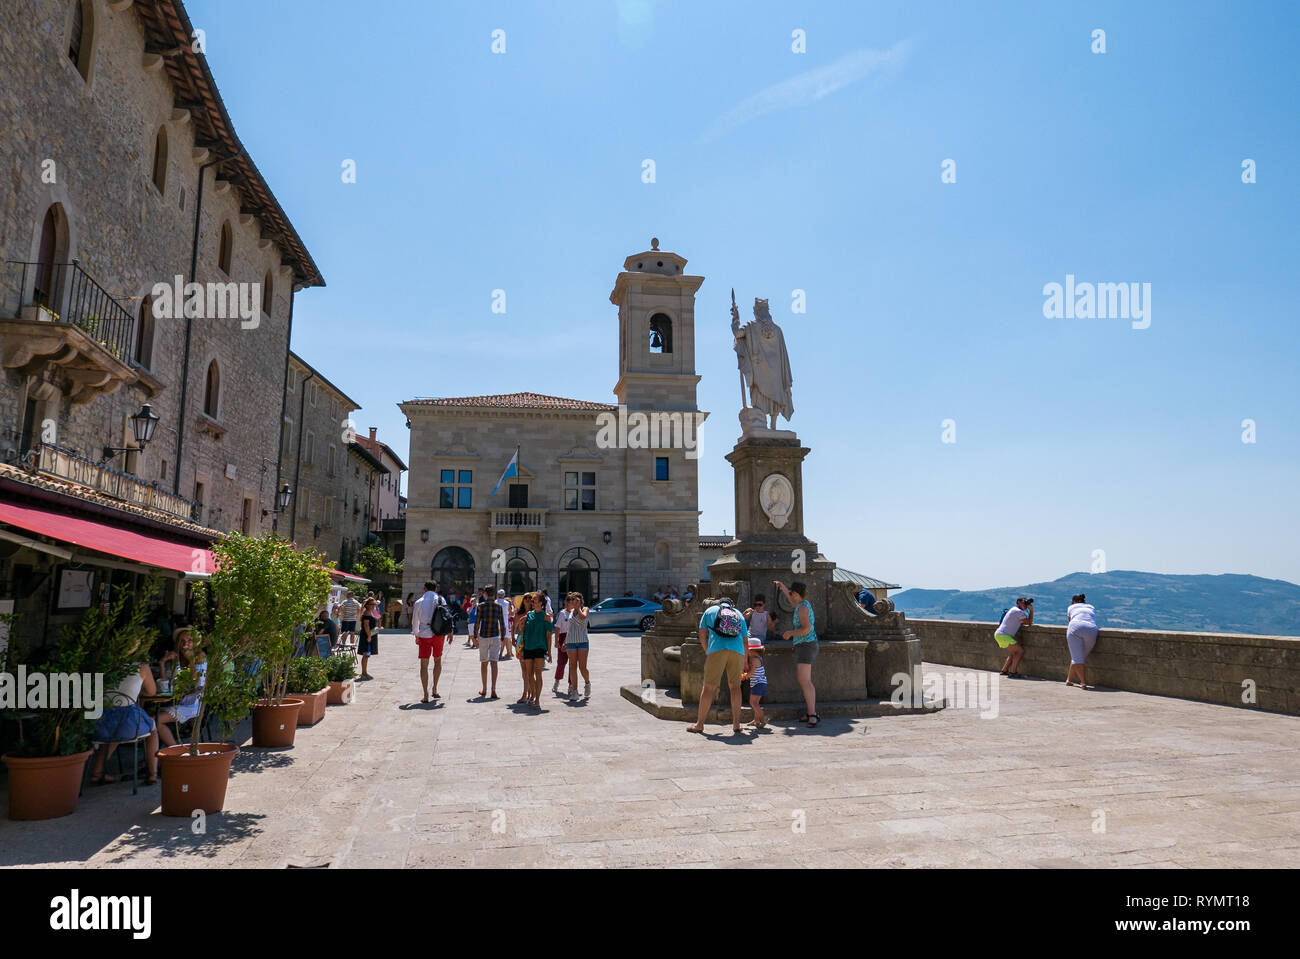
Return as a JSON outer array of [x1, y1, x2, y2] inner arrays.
[[891, 571, 1300, 637]]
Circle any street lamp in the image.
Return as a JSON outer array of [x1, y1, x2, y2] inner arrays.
[[262, 482, 292, 518], [420, 529, 429, 543], [602, 530, 612, 544], [102, 403, 161, 462]]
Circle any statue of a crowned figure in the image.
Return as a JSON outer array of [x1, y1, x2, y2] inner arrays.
[[730, 290, 794, 433]]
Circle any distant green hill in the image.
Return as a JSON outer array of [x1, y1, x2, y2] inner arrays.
[[892, 571, 1300, 637]]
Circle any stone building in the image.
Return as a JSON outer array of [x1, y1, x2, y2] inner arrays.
[[399, 241, 707, 606], [354, 426, 406, 534], [0, 0, 323, 645], [281, 352, 388, 569]]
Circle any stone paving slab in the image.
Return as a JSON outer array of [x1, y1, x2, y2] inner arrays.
[[1, 628, 1298, 868]]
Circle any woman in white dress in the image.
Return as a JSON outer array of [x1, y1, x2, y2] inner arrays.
[[1065, 593, 1100, 689], [157, 627, 207, 746]]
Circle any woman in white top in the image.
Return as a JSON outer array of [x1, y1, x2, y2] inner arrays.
[[89, 663, 160, 785], [1065, 593, 1099, 688], [157, 628, 207, 746]]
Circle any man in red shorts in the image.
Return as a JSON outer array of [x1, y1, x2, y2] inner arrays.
[[412, 580, 449, 703]]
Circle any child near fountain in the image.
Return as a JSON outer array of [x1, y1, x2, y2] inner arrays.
[[744, 638, 768, 729]]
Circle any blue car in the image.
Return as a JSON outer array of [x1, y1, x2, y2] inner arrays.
[[586, 596, 663, 632]]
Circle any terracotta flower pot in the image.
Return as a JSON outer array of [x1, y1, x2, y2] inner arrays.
[[157, 742, 239, 816], [327, 680, 354, 705], [1, 750, 93, 820], [291, 687, 329, 726], [250, 698, 303, 747]]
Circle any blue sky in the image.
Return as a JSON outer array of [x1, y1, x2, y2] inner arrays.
[[194, 0, 1299, 590]]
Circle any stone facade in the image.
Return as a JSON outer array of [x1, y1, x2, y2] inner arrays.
[[399, 242, 708, 606], [280, 352, 378, 568], [0, 0, 323, 535]]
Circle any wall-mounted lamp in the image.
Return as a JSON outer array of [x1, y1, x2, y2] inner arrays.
[[420, 529, 429, 543], [102, 403, 161, 462], [313, 524, 321, 539], [602, 530, 612, 545], [262, 482, 292, 517]]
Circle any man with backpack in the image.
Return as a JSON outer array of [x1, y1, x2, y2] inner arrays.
[[686, 596, 750, 736], [412, 580, 453, 703]]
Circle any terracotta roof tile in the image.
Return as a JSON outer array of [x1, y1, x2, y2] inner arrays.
[[405, 392, 617, 412]]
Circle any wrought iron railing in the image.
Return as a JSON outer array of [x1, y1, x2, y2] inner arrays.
[[31, 443, 199, 523], [5, 259, 135, 361]]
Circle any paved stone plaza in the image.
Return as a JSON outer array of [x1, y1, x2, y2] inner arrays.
[[2, 628, 1298, 869]]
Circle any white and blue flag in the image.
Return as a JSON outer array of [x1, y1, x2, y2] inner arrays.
[[490, 447, 519, 495]]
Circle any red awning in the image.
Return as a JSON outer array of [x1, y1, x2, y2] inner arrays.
[[331, 569, 369, 583], [0, 500, 213, 575]]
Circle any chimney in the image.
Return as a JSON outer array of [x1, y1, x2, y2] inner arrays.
[[368, 427, 377, 444]]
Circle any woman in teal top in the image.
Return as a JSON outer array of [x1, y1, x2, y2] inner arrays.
[[519, 593, 554, 709], [776, 580, 819, 727]]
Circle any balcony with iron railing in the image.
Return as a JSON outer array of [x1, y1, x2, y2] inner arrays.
[[20, 443, 201, 525], [1, 260, 150, 405]]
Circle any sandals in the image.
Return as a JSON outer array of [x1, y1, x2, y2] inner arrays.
[[806, 713, 821, 728], [89, 774, 117, 786]]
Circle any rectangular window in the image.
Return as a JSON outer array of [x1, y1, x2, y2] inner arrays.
[[655, 457, 669, 481], [566, 471, 596, 510], [287, 369, 296, 393], [328, 445, 336, 476], [304, 431, 315, 464], [241, 497, 252, 535], [440, 468, 472, 509]]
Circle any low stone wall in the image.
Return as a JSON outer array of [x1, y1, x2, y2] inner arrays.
[[912, 619, 1300, 716]]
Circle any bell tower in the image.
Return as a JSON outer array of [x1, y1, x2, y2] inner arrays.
[[610, 238, 703, 412]]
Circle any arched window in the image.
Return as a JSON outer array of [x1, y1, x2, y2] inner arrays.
[[558, 547, 601, 606], [67, 0, 94, 82], [34, 204, 69, 311], [134, 294, 155, 368], [496, 546, 537, 597], [649, 313, 673, 354], [217, 221, 233, 274], [262, 270, 273, 317], [654, 541, 671, 571], [151, 126, 168, 194], [203, 360, 220, 418], [431, 546, 476, 600]]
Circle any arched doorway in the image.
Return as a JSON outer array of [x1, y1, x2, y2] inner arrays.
[[34, 204, 69, 311], [431, 546, 475, 603], [558, 547, 600, 606], [496, 546, 537, 598]]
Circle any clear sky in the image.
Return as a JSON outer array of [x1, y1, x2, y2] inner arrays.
[[193, 0, 1299, 590]]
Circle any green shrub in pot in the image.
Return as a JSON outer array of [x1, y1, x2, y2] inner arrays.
[[287, 657, 329, 695], [325, 653, 358, 684]]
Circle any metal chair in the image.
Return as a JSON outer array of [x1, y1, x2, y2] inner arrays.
[[87, 693, 153, 796]]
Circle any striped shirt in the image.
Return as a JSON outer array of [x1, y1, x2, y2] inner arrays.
[[340, 598, 361, 620]]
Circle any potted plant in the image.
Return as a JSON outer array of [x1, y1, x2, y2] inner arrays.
[[325, 652, 358, 704], [212, 533, 331, 748], [157, 612, 257, 818], [287, 657, 329, 727], [1, 586, 155, 820]]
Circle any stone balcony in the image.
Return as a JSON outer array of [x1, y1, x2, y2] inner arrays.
[[488, 508, 547, 531]]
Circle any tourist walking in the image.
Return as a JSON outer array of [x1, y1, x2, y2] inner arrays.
[[552, 597, 570, 695], [358, 597, 380, 680], [776, 580, 820, 728], [498, 588, 515, 660], [1065, 593, 1099, 688], [995, 597, 1034, 679], [474, 584, 506, 699], [466, 587, 480, 648], [339, 590, 361, 650], [403, 592, 415, 630], [686, 597, 749, 736], [518, 593, 554, 708], [411, 581, 449, 702], [564, 592, 591, 700]]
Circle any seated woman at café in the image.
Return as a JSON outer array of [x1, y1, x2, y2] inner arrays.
[[157, 626, 206, 747], [88, 661, 160, 785], [314, 607, 339, 651]]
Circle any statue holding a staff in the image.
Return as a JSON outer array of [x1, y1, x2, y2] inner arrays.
[[730, 289, 794, 431]]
